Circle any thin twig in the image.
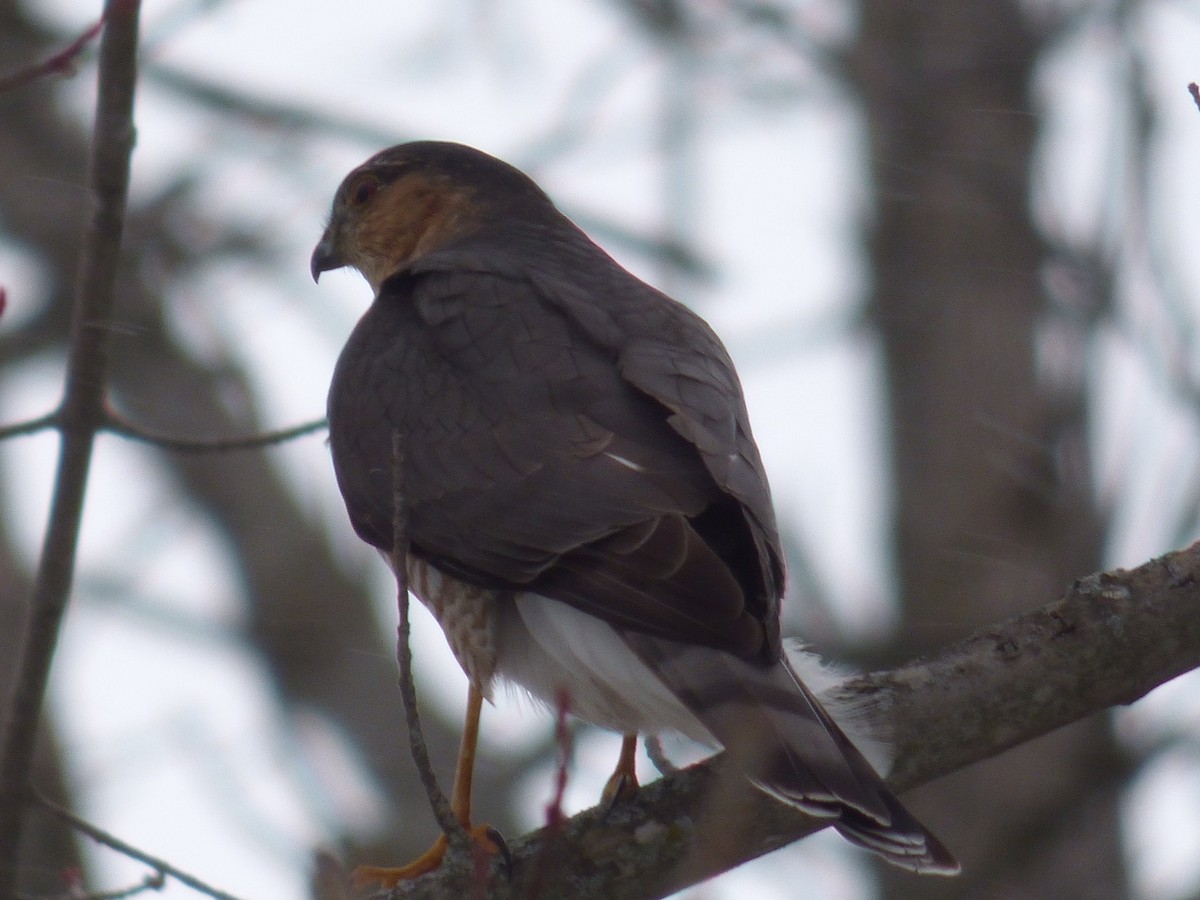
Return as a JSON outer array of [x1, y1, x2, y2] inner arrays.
[[0, 15, 106, 93], [1190, 82, 1200, 113], [390, 430, 462, 843], [0, 3, 143, 890], [103, 409, 327, 452], [18, 867, 165, 900], [525, 689, 573, 900], [0, 411, 59, 441], [544, 689, 572, 832], [31, 789, 247, 900]]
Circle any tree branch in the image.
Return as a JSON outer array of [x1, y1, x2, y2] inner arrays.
[[372, 542, 1200, 899], [0, 409, 327, 454], [0, 1, 142, 892], [0, 412, 60, 441], [18, 870, 164, 900], [388, 430, 461, 843], [0, 14, 105, 94], [102, 409, 326, 453], [29, 789, 246, 900]]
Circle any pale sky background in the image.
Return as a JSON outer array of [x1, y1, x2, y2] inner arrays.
[[5, 0, 1200, 898]]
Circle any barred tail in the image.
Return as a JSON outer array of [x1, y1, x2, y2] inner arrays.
[[628, 635, 959, 876]]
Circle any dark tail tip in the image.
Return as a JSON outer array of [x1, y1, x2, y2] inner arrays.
[[835, 799, 960, 876]]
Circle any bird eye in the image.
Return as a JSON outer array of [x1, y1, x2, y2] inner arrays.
[[348, 176, 379, 207]]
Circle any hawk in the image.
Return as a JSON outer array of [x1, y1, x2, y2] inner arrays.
[[311, 141, 957, 884]]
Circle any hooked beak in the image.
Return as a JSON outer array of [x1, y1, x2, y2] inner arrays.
[[310, 230, 343, 282]]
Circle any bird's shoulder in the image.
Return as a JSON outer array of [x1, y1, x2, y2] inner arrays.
[[399, 227, 782, 551]]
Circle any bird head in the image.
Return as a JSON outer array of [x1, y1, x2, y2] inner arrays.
[[311, 141, 552, 292]]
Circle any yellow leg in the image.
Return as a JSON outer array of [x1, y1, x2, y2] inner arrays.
[[601, 733, 640, 805], [450, 685, 483, 822], [352, 687, 500, 888]]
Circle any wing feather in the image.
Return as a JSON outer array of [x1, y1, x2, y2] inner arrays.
[[327, 250, 780, 658]]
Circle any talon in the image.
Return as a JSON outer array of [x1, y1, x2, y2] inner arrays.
[[601, 770, 639, 808], [601, 733, 640, 809], [465, 822, 504, 865], [352, 687, 499, 889], [485, 825, 512, 875], [351, 834, 448, 888], [350, 824, 503, 889]]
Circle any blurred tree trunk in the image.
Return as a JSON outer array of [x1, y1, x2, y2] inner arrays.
[[0, 4, 94, 890], [0, 541, 81, 894], [854, 3, 1125, 898]]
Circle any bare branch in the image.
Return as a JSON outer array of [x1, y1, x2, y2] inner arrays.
[[1189, 82, 1200, 112], [0, 2, 142, 889], [18, 868, 165, 900], [375, 542, 1200, 899], [543, 690, 573, 833], [102, 409, 327, 453], [524, 691, 573, 900], [0, 15, 105, 94], [0, 412, 59, 441], [30, 789, 246, 900], [390, 430, 460, 843]]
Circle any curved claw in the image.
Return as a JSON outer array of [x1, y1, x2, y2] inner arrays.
[[601, 733, 640, 811], [484, 825, 512, 876], [601, 770, 640, 809]]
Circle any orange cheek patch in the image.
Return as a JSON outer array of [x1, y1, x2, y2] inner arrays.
[[350, 179, 482, 288]]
